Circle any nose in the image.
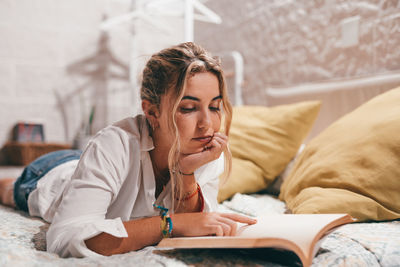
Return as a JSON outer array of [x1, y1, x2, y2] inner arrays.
[[198, 109, 212, 129]]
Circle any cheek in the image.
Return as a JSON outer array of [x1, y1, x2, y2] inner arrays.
[[175, 113, 222, 135], [176, 115, 195, 136], [211, 113, 222, 131]]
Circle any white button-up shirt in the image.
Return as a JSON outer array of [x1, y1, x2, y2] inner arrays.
[[28, 114, 223, 258]]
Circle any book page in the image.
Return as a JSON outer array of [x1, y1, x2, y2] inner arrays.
[[158, 213, 352, 266], [236, 214, 349, 258]]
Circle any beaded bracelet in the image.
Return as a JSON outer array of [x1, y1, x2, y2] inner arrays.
[[153, 203, 173, 238]]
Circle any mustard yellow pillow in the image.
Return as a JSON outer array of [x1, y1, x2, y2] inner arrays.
[[280, 86, 400, 222], [218, 158, 264, 202], [218, 101, 321, 202]]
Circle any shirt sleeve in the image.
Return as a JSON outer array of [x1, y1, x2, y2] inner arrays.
[[46, 128, 132, 257], [194, 153, 225, 212]]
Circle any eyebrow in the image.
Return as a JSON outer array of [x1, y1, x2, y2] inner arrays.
[[181, 95, 222, 101]]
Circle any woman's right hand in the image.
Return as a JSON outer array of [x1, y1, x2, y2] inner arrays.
[[171, 212, 257, 237], [178, 132, 228, 175]]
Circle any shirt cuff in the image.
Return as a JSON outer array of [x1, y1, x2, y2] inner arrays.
[[47, 217, 128, 257]]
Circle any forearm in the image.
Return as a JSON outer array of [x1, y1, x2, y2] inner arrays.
[[84, 178, 213, 255], [84, 210, 257, 256], [84, 209, 200, 256], [85, 216, 162, 256], [174, 174, 203, 213]]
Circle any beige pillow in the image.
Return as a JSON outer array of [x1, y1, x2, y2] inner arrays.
[[280, 86, 400, 222], [218, 101, 321, 202]]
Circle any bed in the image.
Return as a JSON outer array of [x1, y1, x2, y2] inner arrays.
[[1, 193, 399, 266], [1, 72, 400, 266]]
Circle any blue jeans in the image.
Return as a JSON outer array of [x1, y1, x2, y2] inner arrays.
[[13, 149, 82, 212]]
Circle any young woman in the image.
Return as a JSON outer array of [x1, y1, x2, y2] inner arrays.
[[0, 42, 256, 257]]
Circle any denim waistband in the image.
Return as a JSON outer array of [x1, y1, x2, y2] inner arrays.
[[13, 149, 82, 212]]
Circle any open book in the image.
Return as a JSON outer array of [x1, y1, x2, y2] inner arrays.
[[158, 213, 354, 267]]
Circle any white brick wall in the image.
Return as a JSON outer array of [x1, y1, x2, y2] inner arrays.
[[0, 0, 184, 154], [2, 1, 398, 153], [0, 63, 15, 97], [196, 0, 400, 105], [0, 0, 115, 148]]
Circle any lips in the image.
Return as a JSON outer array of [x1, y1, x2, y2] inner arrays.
[[193, 136, 212, 144]]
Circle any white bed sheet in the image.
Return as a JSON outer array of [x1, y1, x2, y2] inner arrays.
[[1, 193, 399, 267]]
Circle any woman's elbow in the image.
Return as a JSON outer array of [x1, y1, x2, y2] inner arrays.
[[84, 232, 141, 256]]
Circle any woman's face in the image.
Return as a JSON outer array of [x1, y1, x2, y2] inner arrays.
[[158, 71, 222, 155]]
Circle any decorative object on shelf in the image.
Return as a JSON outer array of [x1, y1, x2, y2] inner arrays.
[[12, 122, 45, 143]]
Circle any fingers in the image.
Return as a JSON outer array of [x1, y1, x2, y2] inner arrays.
[[204, 133, 227, 156], [210, 132, 227, 148], [220, 213, 258, 225], [211, 225, 224, 236], [203, 139, 220, 154], [207, 219, 234, 236], [178, 133, 228, 174], [216, 216, 238, 236], [173, 212, 256, 238], [207, 213, 254, 236], [213, 132, 228, 142]]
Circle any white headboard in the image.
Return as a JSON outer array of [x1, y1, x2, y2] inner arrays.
[[265, 72, 400, 141], [218, 51, 244, 106]]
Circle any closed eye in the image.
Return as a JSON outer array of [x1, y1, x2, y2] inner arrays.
[[210, 99, 222, 112], [180, 107, 196, 113]]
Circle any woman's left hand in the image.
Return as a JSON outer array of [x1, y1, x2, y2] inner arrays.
[[179, 132, 228, 175]]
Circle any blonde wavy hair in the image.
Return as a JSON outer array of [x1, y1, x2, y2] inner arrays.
[[141, 42, 232, 209]]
